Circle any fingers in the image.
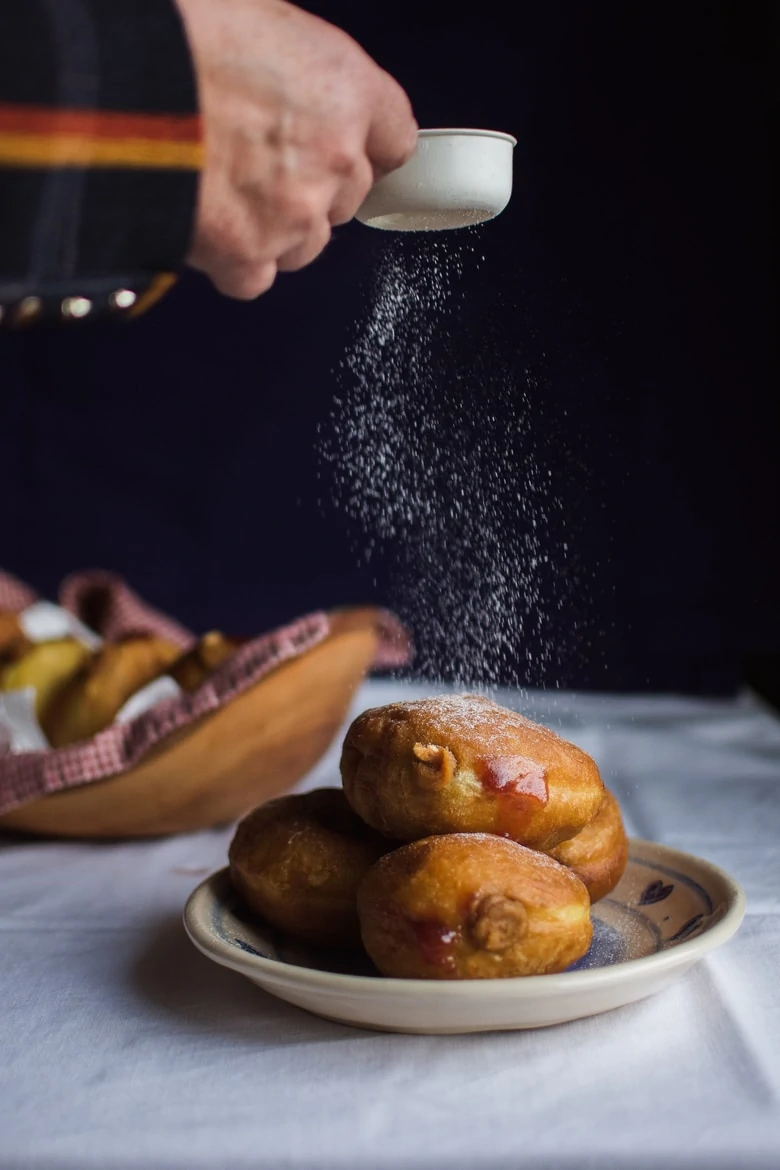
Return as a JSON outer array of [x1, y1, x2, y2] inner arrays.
[[189, 244, 278, 300], [365, 70, 418, 180], [276, 221, 332, 272], [277, 131, 401, 268], [184, 1, 418, 299], [229, 149, 377, 280], [328, 155, 375, 226], [192, 136, 390, 294], [207, 261, 277, 300], [272, 182, 334, 271]]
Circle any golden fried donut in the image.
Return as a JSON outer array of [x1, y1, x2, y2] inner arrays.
[[0, 637, 91, 717], [341, 695, 604, 851], [546, 789, 628, 903], [229, 788, 394, 948], [169, 631, 244, 692], [0, 611, 32, 664], [41, 636, 180, 747], [357, 833, 592, 979]]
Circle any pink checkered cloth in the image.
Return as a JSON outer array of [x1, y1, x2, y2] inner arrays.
[[0, 569, 411, 815]]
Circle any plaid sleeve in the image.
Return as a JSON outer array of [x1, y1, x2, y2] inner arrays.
[[0, 0, 202, 327]]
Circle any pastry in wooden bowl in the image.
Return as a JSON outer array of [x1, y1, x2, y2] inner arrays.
[[357, 833, 592, 979], [41, 635, 181, 747], [0, 610, 32, 664], [341, 694, 604, 851], [0, 608, 394, 839], [170, 631, 244, 692], [229, 788, 393, 948], [0, 637, 91, 717], [546, 789, 628, 903]]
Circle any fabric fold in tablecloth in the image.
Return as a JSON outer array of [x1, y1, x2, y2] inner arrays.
[[1, 677, 778, 1170]]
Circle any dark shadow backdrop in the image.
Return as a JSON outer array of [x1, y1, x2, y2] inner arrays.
[[0, 1, 776, 693]]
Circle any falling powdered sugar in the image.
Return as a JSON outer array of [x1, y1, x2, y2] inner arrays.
[[318, 233, 577, 688], [370, 694, 560, 754]]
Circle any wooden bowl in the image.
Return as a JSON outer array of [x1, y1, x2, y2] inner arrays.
[[0, 608, 387, 839]]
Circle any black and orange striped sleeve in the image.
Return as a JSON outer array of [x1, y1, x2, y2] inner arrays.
[[0, 0, 202, 327]]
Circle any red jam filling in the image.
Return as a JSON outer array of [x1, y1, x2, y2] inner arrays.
[[478, 754, 548, 803], [412, 919, 458, 971]]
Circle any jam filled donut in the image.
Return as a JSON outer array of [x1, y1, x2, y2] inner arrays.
[[546, 789, 628, 903], [341, 695, 604, 851], [41, 636, 180, 746], [229, 788, 394, 948], [357, 833, 592, 979]]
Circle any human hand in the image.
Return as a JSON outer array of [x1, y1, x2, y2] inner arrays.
[[175, 0, 418, 298]]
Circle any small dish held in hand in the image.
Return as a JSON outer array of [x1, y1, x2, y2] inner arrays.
[[355, 128, 517, 232], [184, 838, 745, 1034]]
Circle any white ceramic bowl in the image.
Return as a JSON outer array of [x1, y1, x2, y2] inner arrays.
[[355, 128, 517, 232], [184, 838, 745, 1034]]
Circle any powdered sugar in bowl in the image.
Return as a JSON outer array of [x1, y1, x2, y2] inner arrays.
[[355, 128, 517, 232]]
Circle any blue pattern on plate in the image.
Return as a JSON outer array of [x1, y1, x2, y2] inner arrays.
[[567, 918, 627, 970], [213, 850, 715, 977], [667, 913, 706, 943], [639, 880, 674, 905], [632, 857, 714, 914]]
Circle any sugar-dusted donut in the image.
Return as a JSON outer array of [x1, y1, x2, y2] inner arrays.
[[229, 788, 394, 948], [546, 789, 628, 903], [341, 695, 604, 851]]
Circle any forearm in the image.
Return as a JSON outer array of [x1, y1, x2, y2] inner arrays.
[[0, 0, 202, 326]]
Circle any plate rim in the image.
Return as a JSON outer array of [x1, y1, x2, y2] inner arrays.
[[183, 837, 746, 998]]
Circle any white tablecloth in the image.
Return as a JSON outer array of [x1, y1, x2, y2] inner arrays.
[[2, 680, 779, 1170]]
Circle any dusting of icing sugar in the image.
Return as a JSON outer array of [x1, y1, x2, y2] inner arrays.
[[383, 693, 557, 749], [430, 831, 576, 874], [366, 694, 557, 809], [317, 233, 580, 688]]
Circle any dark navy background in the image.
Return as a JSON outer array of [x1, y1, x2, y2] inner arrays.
[[0, 2, 776, 693]]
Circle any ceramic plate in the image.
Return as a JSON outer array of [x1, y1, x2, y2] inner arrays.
[[183, 839, 745, 1034]]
